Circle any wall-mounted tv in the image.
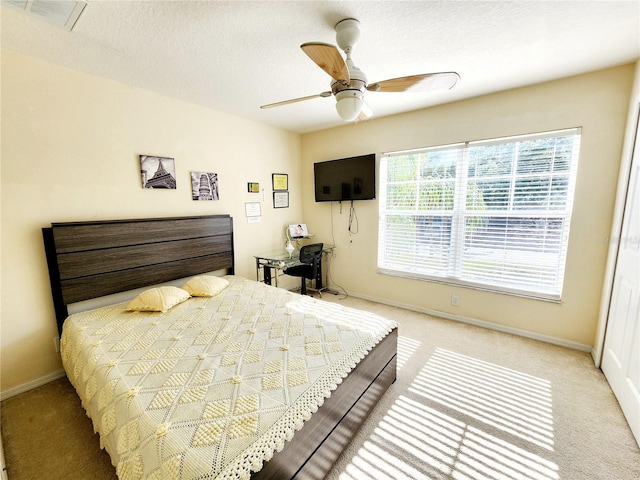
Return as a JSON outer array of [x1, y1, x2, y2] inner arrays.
[[314, 153, 376, 202]]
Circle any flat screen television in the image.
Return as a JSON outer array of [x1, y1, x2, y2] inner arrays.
[[314, 153, 376, 202]]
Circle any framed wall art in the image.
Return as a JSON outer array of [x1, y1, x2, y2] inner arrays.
[[273, 191, 289, 208], [191, 172, 219, 200], [140, 155, 176, 189], [247, 182, 260, 193], [272, 173, 288, 191]]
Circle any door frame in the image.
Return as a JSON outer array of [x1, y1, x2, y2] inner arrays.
[[593, 101, 640, 367]]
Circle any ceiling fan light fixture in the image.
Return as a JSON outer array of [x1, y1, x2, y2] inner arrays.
[[335, 94, 363, 122]]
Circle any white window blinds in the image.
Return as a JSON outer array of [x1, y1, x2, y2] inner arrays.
[[378, 128, 581, 300]]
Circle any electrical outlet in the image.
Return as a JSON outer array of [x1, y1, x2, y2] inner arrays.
[[451, 294, 460, 306], [53, 337, 60, 353]]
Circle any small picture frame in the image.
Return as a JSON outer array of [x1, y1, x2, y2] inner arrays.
[[272, 173, 288, 191], [140, 155, 176, 189], [289, 224, 308, 238], [247, 182, 260, 193], [191, 172, 219, 200], [273, 191, 289, 208]]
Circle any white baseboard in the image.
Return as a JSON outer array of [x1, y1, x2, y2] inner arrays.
[[0, 369, 66, 402], [347, 291, 593, 353]]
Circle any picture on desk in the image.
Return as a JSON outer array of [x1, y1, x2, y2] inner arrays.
[[289, 223, 308, 239]]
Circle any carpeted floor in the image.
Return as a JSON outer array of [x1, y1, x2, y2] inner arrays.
[[2, 295, 639, 479]]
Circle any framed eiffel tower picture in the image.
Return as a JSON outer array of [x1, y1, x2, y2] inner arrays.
[[140, 155, 177, 189]]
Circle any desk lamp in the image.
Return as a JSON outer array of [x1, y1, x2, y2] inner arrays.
[[285, 226, 295, 258]]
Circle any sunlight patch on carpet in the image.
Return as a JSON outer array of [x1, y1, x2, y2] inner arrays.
[[411, 348, 555, 450], [338, 348, 559, 480]]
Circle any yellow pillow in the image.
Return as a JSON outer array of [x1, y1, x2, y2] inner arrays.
[[182, 275, 229, 297], [126, 286, 190, 313]]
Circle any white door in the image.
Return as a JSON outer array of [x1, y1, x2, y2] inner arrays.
[[601, 111, 640, 447]]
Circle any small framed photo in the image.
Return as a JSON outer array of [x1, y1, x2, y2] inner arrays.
[[273, 191, 289, 208], [191, 172, 219, 200], [247, 182, 260, 193], [140, 155, 176, 189], [272, 173, 288, 191], [288, 224, 308, 238]]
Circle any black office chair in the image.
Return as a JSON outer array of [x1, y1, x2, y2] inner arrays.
[[285, 243, 323, 295]]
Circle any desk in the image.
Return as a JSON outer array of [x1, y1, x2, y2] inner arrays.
[[254, 246, 334, 291]]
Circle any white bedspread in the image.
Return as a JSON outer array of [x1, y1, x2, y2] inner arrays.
[[61, 276, 396, 480]]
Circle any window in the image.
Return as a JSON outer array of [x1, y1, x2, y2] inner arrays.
[[378, 128, 581, 301]]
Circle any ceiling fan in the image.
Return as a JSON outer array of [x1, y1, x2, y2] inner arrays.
[[260, 18, 460, 122]]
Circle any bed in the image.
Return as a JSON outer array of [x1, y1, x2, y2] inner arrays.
[[42, 215, 398, 480]]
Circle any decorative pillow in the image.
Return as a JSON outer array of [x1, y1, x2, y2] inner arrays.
[[182, 275, 230, 297], [125, 286, 190, 313]]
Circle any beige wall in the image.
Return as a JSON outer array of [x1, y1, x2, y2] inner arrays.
[[1, 49, 635, 395], [1, 50, 301, 393], [301, 64, 635, 348]]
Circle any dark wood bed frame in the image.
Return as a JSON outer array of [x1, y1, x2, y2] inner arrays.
[[42, 214, 397, 480]]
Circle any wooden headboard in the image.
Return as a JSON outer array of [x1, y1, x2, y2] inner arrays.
[[43, 215, 234, 333]]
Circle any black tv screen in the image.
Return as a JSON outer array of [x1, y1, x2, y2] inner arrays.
[[314, 153, 376, 202]]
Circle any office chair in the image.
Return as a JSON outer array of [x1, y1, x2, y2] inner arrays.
[[285, 243, 323, 295]]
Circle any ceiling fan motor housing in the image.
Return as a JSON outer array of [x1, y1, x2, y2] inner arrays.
[[331, 40, 367, 121], [332, 58, 367, 121], [331, 58, 367, 96]]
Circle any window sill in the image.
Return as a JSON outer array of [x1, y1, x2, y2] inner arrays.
[[377, 267, 563, 303]]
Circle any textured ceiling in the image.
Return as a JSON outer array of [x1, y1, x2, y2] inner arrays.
[[2, 1, 639, 134]]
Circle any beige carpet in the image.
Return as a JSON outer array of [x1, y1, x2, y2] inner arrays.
[[2, 295, 639, 479]]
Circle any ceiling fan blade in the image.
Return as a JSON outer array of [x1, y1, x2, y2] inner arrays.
[[300, 42, 350, 83], [260, 91, 332, 109], [368, 72, 460, 93]]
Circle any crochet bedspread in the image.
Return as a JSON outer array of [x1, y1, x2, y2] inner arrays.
[[61, 276, 397, 480]]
